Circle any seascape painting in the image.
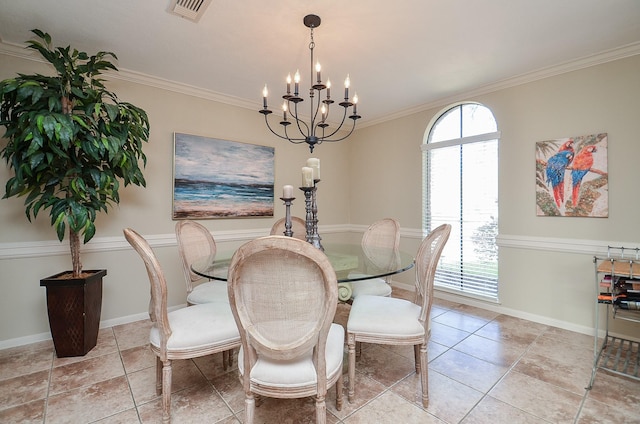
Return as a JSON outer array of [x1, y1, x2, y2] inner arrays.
[[535, 133, 608, 217], [173, 133, 274, 219]]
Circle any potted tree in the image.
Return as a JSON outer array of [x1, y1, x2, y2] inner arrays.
[[0, 30, 150, 356]]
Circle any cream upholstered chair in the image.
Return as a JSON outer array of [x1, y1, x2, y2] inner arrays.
[[124, 228, 241, 423], [269, 216, 307, 240], [346, 224, 451, 407], [348, 218, 401, 299], [175, 220, 228, 306], [227, 236, 344, 424]]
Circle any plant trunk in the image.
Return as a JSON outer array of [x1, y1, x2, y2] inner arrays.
[[63, 96, 84, 277], [70, 229, 82, 277]]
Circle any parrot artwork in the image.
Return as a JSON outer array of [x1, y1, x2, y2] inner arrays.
[[546, 139, 574, 208], [571, 145, 597, 207]]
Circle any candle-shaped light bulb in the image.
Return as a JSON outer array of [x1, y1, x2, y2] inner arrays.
[[321, 104, 327, 122], [353, 93, 358, 114], [326, 79, 331, 99], [344, 74, 350, 100], [282, 101, 288, 121], [294, 69, 300, 95], [286, 74, 292, 95], [262, 84, 268, 108], [315, 62, 322, 83]]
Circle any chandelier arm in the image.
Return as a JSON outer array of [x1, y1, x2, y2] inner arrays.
[[290, 101, 311, 137], [263, 115, 307, 142], [323, 119, 357, 142], [282, 123, 308, 144], [314, 107, 349, 140]]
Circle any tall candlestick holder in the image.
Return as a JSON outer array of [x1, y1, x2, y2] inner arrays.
[[279, 197, 295, 237], [300, 183, 323, 250], [311, 179, 323, 249]]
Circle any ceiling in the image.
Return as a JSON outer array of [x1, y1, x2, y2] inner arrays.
[[1, 0, 640, 126]]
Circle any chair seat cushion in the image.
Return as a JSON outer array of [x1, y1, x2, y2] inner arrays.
[[348, 275, 392, 299], [187, 281, 229, 305], [150, 301, 239, 351], [238, 323, 344, 388], [348, 295, 423, 338]]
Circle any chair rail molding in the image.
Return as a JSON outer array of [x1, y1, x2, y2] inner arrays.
[[496, 234, 640, 256], [0, 224, 354, 260], [3, 228, 634, 260]]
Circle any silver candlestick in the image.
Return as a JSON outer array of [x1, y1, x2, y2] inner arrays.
[[312, 179, 323, 249], [279, 197, 295, 237], [300, 185, 323, 250]]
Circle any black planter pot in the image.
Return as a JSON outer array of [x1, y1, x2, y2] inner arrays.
[[40, 269, 106, 357]]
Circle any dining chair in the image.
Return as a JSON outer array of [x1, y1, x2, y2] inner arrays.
[[124, 228, 241, 424], [348, 218, 401, 299], [346, 223, 451, 407], [175, 220, 228, 306], [269, 216, 307, 240], [227, 235, 344, 424], [175, 220, 234, 369]]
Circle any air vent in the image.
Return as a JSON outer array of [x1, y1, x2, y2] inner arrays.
[[168, 0, 213, 22]]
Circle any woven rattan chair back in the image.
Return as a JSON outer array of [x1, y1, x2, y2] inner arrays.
[[270, 216, 307, 240], [229, 235, 337, 359], [414, 224, 452, 324], [360, 218, 401, 280], [124, 228, 170, 334], [361, 218, 400, 250], [175, 220, 217, 293]]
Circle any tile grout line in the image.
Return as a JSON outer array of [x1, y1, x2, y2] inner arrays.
[[113, 327, 144, 424], [453, 316, 553, 423]]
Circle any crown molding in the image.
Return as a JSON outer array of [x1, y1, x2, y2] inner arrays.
[[3, 39, 639, 129], [359, 41, 640, 129]]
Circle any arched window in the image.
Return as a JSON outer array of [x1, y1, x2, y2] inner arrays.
[[422, 103, 499, 301]]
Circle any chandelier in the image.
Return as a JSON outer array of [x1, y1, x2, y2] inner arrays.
[[260, 14, 361, 153]]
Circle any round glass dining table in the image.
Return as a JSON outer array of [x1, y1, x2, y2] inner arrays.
[[191, 242, 415, 301]]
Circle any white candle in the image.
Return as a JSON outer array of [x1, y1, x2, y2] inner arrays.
[[302, 167, 314, 187], [282, 185, 293, 198], [307, 158, 320, 180]]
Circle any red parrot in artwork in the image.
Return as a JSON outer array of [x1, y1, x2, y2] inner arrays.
[[571, 145, 597, 206], [546, 139, 575, 207]]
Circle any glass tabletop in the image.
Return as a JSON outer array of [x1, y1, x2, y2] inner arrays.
[[191, 242, 415, 283]]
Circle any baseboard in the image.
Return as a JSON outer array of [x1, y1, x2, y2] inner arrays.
[[0, 304, 186, 350], [391, 281, 639, 343]]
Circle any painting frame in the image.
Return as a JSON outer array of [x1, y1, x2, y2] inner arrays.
[[535, 132, 608, 217], [172, 133, 275, 220]]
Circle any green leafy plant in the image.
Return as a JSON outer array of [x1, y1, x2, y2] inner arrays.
[[0, 29, 149, 277]]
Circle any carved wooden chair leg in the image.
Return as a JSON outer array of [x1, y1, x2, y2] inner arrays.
[[347, 333, 356, 403]]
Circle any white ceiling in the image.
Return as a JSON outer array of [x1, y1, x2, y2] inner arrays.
[[1, 0, 640, 126]]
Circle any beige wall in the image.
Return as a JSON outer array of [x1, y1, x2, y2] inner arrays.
[[347, 54, 640, 338], [1, 50, 639, 346], [0, 52, 352, 344]]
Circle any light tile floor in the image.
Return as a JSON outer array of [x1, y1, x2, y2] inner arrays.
[[1, 288, 639, 423]]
